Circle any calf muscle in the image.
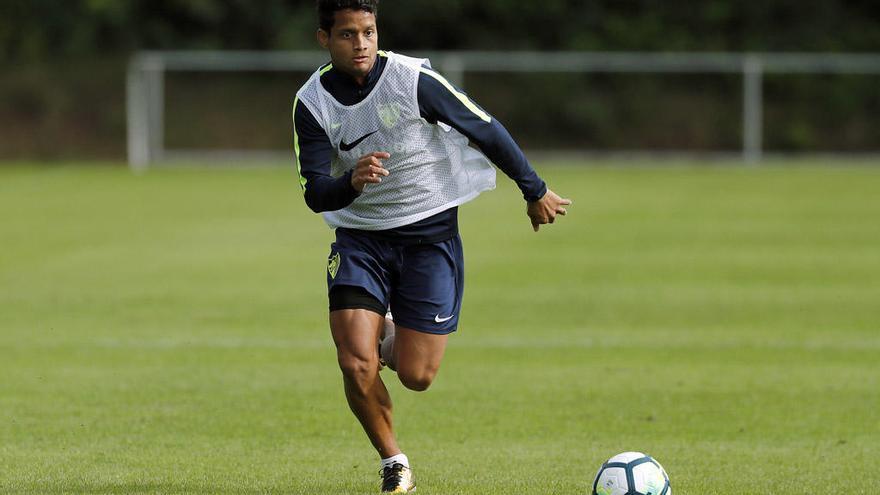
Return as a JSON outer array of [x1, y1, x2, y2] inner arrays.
[[330, 309, 401, 458]]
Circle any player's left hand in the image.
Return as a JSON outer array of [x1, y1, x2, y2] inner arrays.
[[527, 189, 572, 232]]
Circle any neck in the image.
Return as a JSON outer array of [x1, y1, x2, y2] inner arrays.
[[345, 55, 376, 86]]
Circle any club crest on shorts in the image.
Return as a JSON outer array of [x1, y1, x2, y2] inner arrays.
[[328, 252, 341, 279], [377, 103, 402, 129]]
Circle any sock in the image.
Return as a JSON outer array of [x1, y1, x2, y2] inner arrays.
[[380, 318, 396, 370], [381, 453, 409, 470]]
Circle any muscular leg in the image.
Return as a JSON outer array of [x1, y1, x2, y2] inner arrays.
[[330, 309, 401, 458], [393, 326, 449, 392]]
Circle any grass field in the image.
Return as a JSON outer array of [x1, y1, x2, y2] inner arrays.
[[1, 161, 879, 494]]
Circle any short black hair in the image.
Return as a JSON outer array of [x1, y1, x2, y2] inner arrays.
[[317, 0, 379, 33]]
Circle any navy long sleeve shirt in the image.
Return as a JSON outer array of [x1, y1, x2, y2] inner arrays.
[[293, 52, 546, 243]]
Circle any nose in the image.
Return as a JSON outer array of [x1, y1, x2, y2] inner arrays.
[[354, 34, 367, 51]]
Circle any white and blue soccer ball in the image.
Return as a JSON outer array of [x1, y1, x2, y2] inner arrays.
[[592, 452, 671, 495]]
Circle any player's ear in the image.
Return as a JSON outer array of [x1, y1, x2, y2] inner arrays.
[[317, 29, 330, 49]]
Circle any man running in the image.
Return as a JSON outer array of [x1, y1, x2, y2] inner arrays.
[[292, 1, 571, 492]]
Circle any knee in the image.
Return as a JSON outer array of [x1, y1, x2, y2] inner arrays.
[[338, 355, 378, 392], [398, 369, 436, 392]]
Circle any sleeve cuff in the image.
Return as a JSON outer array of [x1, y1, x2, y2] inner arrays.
[[524, 181, 547, 202], [342, 169, 361, 199]]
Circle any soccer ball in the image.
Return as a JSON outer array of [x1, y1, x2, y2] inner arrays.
[[591, 452, 671, 495]]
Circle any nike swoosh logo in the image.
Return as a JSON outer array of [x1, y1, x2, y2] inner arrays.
[[339, 130, 378, 152], [434, 314, 454, 323]]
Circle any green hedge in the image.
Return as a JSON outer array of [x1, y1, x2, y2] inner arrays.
[[1, 1, 878, 159]]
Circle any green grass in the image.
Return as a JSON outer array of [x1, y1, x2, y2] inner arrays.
[[1, 160, 879, 494]]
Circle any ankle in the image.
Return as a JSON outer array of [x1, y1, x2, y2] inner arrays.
[[381, 453, 409, 469]]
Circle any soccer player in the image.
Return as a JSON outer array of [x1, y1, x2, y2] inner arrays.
[[292, 1, 571, 492]]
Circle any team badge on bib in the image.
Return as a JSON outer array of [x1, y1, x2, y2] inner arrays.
[[377, 103, 402, 129], [328, 252, 341, 279]]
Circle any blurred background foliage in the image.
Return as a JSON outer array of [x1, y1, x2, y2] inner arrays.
[[1, 0, 879, 159]]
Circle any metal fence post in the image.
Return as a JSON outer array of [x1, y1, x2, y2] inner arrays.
[[126, 57, 150, 171], [127, 54, 166, 170], [743, 55, 764, 163], [146, 58, 166, 163], [438, 54, 466, 89]]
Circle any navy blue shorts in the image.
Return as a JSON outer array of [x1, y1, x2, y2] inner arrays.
[[326, 229, 464, 334]]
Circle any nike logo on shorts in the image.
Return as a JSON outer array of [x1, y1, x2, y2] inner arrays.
[[339, 130, 378, 151], [434, 314, 454, 323]]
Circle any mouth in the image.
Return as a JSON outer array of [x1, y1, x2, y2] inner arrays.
[[353, 55, 370, 64]]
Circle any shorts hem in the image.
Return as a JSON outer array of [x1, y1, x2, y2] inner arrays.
[[392, 318, 458, 335], [329, 304, 387, 316]]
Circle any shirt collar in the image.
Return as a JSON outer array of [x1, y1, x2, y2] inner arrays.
[[321, 53, 387, 106]]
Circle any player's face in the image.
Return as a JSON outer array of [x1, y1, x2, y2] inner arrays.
[[318, 9, 378, 84]]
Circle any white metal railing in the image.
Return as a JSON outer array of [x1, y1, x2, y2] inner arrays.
[[126, 51, 880, 170]]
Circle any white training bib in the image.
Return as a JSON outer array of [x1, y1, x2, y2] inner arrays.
[[296, 51, 496, 230]]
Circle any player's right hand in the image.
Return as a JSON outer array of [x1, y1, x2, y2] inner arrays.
[[351, 152, 391, 192]]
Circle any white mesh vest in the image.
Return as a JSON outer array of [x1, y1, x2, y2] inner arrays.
[[296, 52, 496, 230]]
